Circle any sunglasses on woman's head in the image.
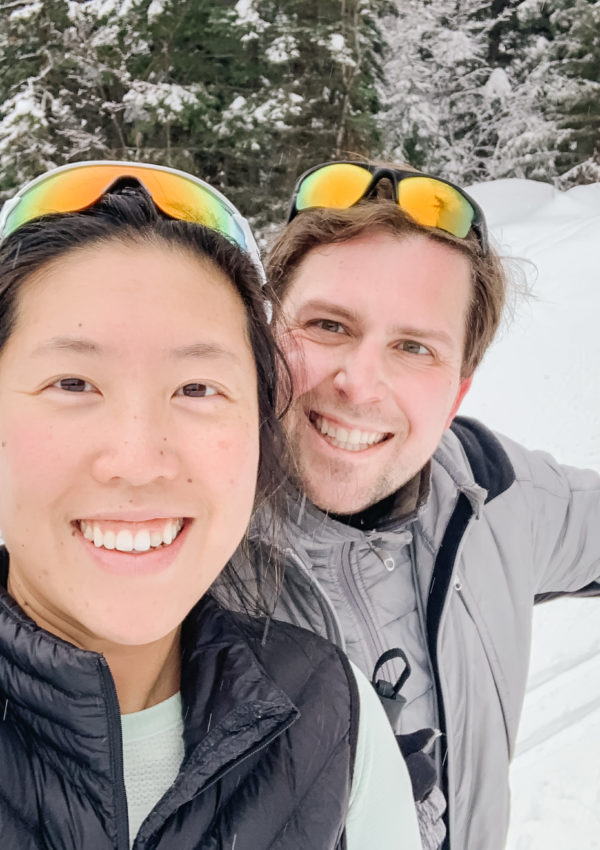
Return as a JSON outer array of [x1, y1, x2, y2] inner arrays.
[[0, 160, 265, 282], [287, 161, 489, 254]]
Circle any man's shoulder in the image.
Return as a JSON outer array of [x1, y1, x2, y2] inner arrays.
[[444, 416, 516, 501], [441, 416, 600, 501]]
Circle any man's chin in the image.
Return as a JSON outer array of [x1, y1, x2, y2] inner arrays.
[[301, 477, 386, 516]]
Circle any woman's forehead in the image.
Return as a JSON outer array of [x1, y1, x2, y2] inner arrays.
[[11, 241, 253, 358]]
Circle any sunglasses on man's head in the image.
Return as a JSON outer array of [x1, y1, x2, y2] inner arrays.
[[287, 161, 489, 254], [0, 160, 265, 282]]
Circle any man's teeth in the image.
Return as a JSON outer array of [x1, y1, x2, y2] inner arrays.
[[313, 414, 387, 452], [79, 519, 184, 552]]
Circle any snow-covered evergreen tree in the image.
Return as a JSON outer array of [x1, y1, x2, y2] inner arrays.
[[379, 0, 599, 186], [550, 0, 600, 184], [219, 0, 393, 224], [0, 0, 391, 227]]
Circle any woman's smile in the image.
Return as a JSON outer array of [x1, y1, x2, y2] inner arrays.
[[77, 517, 186, 552], [74, 517, 192, 577]]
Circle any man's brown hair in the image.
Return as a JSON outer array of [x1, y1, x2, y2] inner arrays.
[[266, 200, 507, 378]]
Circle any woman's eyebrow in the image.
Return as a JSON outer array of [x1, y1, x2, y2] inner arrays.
[[31, 337, 241, 364], [169, 342, 242, 363], [32, 336, 103, 357]]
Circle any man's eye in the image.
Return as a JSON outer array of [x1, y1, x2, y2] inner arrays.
[[53, 377, 95, 392], [314, 319, 346, 334], [398, 340, 431, 356], [176, 383, 218, 398]]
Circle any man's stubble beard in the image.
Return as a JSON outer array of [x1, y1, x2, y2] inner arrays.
[[285, 414, 413, 515]]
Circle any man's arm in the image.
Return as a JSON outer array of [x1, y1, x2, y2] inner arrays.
[[498, 433, 600, 595]]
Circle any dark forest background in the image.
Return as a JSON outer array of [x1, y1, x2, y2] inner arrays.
[[1, 0, 598, 229]]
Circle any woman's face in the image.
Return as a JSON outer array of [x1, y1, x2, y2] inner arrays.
[[0, 240, 259, 648]]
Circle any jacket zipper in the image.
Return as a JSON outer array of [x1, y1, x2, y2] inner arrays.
[[339, 540, 387, 673], [99, 657, 130, 850], [135, 711, 298, 848]]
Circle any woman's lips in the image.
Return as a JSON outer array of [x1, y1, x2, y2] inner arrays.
[[77, 518, 184, 552], [74, 518, 191, 576]]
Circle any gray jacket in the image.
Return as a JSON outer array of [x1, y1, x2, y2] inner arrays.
[[264, 417, 600, 850]]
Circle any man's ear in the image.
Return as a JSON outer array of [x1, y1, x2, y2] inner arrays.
[[445, 376, 472, 427]]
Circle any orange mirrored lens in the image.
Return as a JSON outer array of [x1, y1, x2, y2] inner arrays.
[[4, 164, 245, 247], [397, 176, 474, 238], [296, 163, 372, 210]]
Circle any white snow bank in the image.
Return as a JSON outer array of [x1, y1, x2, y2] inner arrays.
[[462, 179, 600, 471], [460, 178, 600, 849]]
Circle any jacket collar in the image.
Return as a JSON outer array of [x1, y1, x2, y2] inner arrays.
[[0, 548, 298, 799]]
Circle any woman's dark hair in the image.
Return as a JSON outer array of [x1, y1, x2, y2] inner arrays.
[[0, 185, 291, 615]]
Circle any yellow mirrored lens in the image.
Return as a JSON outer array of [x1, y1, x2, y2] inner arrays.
[[397, 177, 474, 237], [296, 163, 372, 210]]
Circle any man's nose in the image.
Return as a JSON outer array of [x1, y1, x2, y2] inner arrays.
[[332, 341, 388, 405], [91, 405, 180, 486]]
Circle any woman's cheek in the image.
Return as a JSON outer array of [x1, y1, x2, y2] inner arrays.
[[0, 419, 69, 487]]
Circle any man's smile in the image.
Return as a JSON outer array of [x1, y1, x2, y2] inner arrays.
[[308, 411, 392, 453]]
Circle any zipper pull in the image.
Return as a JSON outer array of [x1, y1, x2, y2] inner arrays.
[[368, 530, 411, 572], [377, 547, 396, 571]]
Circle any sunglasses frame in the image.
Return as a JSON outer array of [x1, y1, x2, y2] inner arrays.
[[287, 160, 489, 254], [0, 160, 265, 283]]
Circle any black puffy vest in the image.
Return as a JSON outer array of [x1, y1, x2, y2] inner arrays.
[[0, 553, 358, 849]]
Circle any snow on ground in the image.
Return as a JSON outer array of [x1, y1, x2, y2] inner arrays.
[[461, 178, 600, 849]]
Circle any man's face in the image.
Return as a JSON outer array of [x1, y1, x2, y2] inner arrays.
[[278, 233, 473, 513]]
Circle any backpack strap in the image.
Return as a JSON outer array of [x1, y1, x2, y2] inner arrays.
[[450, 416, 515, 502]]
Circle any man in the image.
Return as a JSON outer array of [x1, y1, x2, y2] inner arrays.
[[260, 162, 600, 849]]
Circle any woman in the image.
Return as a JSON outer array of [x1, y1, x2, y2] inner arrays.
[[0, 162, 420, 849]]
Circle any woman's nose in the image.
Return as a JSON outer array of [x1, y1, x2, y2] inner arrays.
[[91, 407, 180, 486]]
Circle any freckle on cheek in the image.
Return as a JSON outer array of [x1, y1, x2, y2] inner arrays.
[[187, 478, 193, 484], [1, 442, 5, 448]]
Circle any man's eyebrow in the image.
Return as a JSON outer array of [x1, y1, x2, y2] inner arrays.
[[296, 300, 359, 324], [388, 325, 455, 348]]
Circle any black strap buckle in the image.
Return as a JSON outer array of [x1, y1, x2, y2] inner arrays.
[[371, 648, 411, 726]]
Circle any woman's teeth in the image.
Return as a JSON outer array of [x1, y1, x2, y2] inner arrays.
[[79, 519, 184, 552], [312, 414, 388, 452]]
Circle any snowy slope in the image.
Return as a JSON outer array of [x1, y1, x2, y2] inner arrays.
[[460, 179, 600, 849]]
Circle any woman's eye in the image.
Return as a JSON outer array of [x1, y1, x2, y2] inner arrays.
[[398, 340, 431, 356], [53, 377, 95, 393], [176, 383, 219, 398], [314, 319, 346, 334]]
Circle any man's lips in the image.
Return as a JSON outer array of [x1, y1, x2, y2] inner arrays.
[[308, 412, 392, 452]]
